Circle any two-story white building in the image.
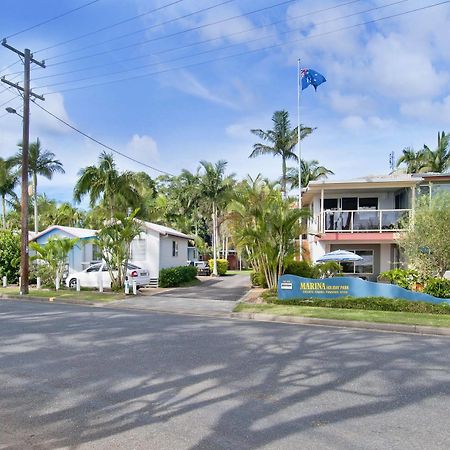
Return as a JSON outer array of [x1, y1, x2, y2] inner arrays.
[[303, 173, 450, 281]]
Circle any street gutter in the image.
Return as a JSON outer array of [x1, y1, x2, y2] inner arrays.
[[230, 312, 450, 337]]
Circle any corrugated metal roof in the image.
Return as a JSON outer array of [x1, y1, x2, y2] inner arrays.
[[31, 225, 98, 241], [143, 222, 190, 239]]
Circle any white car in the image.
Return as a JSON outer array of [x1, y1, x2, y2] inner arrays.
[[66, 262, 150, 289]]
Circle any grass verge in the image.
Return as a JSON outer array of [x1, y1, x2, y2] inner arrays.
[[226, 270, 252, 275], [234, 303, 450, 328], [0, 287, 125, 302]]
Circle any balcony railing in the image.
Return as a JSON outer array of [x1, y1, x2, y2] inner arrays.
[[318, 209, 411, 233]]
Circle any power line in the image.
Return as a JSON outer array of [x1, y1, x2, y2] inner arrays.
[[30, 0, 366, 80], [42, 0, 450, 95], [35, 0, 187, 54], [31, 100, 175, 176], [35, 0, 411, 90], [43, 0, 296, 62], [4, 0, 101, 39]]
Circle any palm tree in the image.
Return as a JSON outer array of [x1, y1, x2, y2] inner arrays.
[[227, 175, 309, 288], [15, 138, 65, 232], [422, 131, 450, 173], [250, 110, 314, 197], [0, 157, 18, 229], [74, 152, 142, 218], [396, 147, 427, 173], [198, 160, 235, 275], [286, 159, 334, 189]]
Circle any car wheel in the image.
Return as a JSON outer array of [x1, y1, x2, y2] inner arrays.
[[69, 278, 77, 289]]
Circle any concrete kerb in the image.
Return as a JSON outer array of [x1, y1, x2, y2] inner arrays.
[[3, 293, 450, 337], [230, 312, 450, 337]]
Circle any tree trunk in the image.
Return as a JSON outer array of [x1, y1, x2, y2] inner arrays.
[[1, 195, 6, 229], [281, 156, 287, 198], [212, 203, 218, 276], [33, 172, 38, 233]]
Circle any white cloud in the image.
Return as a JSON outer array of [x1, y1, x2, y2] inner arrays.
[[365, 33, 448, 99], [328, 90, 374, 115], [400, 95, 450, 122], [341, 114, 394, 131], [126, 134, 158, 162], [159, 69, 237, 108]]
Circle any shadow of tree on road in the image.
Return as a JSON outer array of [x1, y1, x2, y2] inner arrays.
[[0, 300, 449, 449]]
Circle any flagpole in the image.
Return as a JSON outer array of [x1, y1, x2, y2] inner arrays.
[[297, 58, 303, 261]]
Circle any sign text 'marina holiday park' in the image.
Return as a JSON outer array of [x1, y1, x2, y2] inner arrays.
[[277, 275, 450, 305]]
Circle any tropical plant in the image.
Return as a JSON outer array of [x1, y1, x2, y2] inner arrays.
[[396, 147, 427, 174], [286, 159, 334, 189], [74, 152, 143, 218], [398, 192, 450, 278], [96, 209, 142, 290], [30, 236, 79, 288], [15, 138, 65, 233], [250, 110, 314, 196], [0, 230, 20, 282], [227, 175, 309, 289], [198, 160, 235, 276], [422, 131, 450, 173], [0, 157, 18, 229], [424, 278, 450, 299], [207, 258, 228, 276]]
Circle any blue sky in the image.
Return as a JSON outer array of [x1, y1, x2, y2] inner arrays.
[[1, 0, 450, 204]]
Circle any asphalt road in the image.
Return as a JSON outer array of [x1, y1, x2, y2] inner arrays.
[[114, 274, 251, 315], [1, 300, 450, 450]]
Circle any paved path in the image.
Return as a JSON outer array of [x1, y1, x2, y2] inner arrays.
[[1, 300, 450, 449], [110, 274, 251, 315]]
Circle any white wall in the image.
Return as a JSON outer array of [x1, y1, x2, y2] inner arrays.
[[379, 244, 392, 273], [159, 235, 189, 269], [129, 229, 160, 279]]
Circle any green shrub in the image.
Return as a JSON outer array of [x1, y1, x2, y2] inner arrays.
[[0, 230, 20, 283], [424, 278, 450, 298], [316, 261, 342, 278], [269, 296, 450, 314], [378, 268, 423, 289], [250, 271, 268, 287], [284, 261, 317, 278], [30, 263, 55, 288], [208, 258, 228, 276], [159, 265, 197, 288]]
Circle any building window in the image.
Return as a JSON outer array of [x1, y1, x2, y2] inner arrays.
[[130, 239, 146, 260], [92, 244, 102, 261], [341, 250, 374, 274], [172, 241, 178, 257], [324, 198, 338, 210], [358, 197, 378, 209]]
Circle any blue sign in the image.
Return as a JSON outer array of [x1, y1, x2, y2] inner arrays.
[[278, 275, 450, 305]]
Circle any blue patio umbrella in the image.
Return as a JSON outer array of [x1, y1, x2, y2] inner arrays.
[[316, 250, 363, 263]]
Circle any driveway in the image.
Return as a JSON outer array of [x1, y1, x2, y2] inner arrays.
[[109, 273, 251, 315], [1, 300, 450, 450]]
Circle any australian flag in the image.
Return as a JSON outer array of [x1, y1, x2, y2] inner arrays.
[[301, 68, 326, 91]]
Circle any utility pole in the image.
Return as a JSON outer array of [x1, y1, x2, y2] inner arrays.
[[1, 39, 45, 295]]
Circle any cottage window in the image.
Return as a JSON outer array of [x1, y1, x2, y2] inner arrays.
[[172, 241, 178, 257], [130, 239, 146, 260]]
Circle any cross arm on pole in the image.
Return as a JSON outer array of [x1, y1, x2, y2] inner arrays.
[[2, 39, 46, 68], [1, 77, 45, 101]]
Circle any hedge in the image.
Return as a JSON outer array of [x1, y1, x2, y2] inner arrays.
[[0, 230, 20, 283], [159, 265, 197, 288], [208, 258, 228, 275], [268, 296, 450, 315]]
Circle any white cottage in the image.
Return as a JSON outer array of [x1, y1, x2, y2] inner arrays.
[[31, 222, 191, 286], [129, 222, 190, 283]]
